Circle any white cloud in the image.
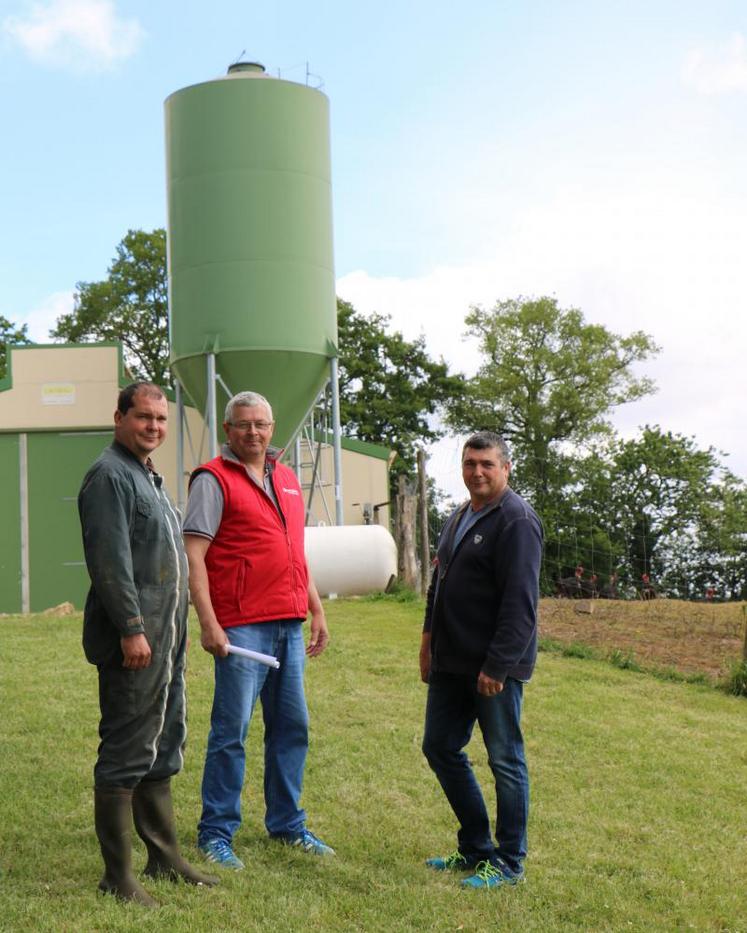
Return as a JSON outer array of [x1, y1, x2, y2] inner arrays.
[[337, 166, 747, 490], [3, 0, 144, 72], [337, 266, 489, 377], [682, 33, 747, 95], [20, 290, 74, 341]]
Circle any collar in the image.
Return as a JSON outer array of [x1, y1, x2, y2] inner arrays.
[[465, 486, 511, 515], [445, 488, 511, 560], [112, 440, 157, 475], [221, 442, 281, 474]]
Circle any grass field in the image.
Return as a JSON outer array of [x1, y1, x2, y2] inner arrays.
[[1, 597, 747, 932]]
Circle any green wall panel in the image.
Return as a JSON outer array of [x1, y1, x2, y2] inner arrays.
[[27, 432, 112, 611], [0, 434, 22, 613]]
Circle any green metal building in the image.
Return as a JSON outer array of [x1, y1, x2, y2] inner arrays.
[[0, 343, 391, 613]]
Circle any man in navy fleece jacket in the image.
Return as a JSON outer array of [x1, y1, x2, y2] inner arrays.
[[420, 431, 543, 890]]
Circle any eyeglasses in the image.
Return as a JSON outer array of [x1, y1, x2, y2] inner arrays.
[[229, 420, 273, 431]]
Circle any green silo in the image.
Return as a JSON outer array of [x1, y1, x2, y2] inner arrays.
[[165, 63, 337, 449]]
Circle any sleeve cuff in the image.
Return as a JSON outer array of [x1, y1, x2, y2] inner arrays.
[[121, 615, 145, 636], [182, 529, 214, 540], [481, 662, 508, 682]]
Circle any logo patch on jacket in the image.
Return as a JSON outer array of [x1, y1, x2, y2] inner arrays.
[[282, 487, 300, 496], [473, 534, 483, 544]]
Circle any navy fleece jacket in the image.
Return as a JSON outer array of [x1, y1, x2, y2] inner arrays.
[[423, 487, 543, 683]]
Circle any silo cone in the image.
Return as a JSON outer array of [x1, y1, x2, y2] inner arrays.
[[165, 63, 337, 448]]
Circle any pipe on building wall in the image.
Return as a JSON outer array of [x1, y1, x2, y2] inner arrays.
[[19, 433, 29, 613]]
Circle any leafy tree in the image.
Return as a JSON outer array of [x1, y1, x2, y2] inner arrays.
[[51, 229, 170, 385], [337, 298, 465, 477], [681, 471, 747, 600], [561, 427, 736, 597], [557, 441, 627, 586], [448, 296, 659, 516], [49, 230, 465, 460], [611, 426, 719, 585], [422, 475, 456, 556], [0, 315, 31, 379]]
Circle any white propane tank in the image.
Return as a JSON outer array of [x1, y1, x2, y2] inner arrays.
[[305, 525, 397, 598]]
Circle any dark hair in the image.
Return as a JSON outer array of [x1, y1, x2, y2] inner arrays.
[[117, 382, 166, 415], [462, 431, 511, 463]]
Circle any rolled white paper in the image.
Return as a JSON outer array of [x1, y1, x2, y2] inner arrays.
[[225, 643, 280, 669]]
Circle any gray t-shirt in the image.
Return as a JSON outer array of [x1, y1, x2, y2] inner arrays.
[[453, 501, 492, 550], [182, 444, 280, 540]]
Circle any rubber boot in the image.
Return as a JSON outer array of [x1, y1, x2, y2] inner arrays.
[[133, 778, 219, 886], [94, 786, 158, 907]]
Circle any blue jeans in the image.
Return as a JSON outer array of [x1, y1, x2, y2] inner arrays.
[[198, 621, 309, 845], [422, 671, 528, 873]]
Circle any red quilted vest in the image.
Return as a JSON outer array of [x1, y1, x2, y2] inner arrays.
[[193, 455, 309, 628]]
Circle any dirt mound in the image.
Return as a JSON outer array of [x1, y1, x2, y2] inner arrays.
[[41, 602, 77, 617], [540, 597, 747, 678]]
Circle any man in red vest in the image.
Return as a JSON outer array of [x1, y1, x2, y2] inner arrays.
[[184, 391, 332, 870]]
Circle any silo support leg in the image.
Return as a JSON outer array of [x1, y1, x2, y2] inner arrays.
[[175, 382, 185, 513], [206, 353, 218, 459], [330, 356, 344, 527]]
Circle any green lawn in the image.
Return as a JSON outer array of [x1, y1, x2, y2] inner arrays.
[[1, 598, 746, 932]]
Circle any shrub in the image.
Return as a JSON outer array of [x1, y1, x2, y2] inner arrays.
[[561, 642, 597, 660], [538, 636, 564, 653], [608, 649, 642, 672], [722, 660, 747, 697], [362, 580, 421, 603]]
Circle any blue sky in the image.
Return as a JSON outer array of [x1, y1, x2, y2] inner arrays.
[[1, 0, 745, 495]]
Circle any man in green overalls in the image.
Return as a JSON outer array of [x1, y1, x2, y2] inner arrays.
[[79, 382, 217, 906]]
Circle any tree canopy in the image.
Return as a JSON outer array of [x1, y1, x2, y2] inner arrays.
[[0, 315, 32, 379], [47, 228, 464, 482], [51, 228, 170, 385], [447, 296, 660, 512], [440, 295, 747, 597], [336, 298, 464, 475], [48, 233, 745, 598], [556, 427, 738, 596]]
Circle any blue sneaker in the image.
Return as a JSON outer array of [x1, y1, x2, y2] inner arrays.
[[461, 858, 524, 889], [273, 829, 335, 856], [198, 838, 245, 870], [425, 851, 474, 872]]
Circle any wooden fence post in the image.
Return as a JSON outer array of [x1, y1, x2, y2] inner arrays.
[[396, 475, 419, 591], [417, 449, 430, 597]]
